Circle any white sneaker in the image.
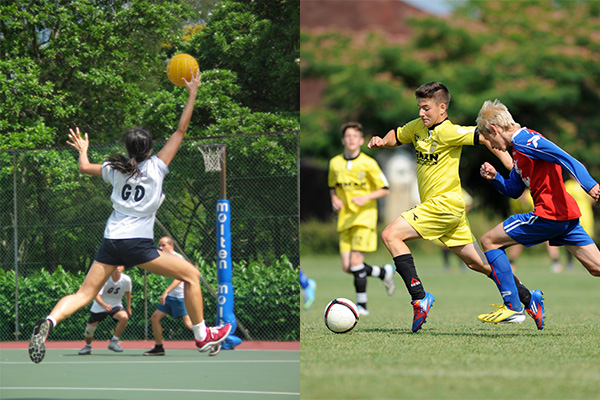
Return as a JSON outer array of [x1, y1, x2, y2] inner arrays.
[[108, 339, 123, 352], [357, 305, 370, 316], [382, 264, 396, 296], [551, 261, 564, 273], [78, 345, 92, 355]]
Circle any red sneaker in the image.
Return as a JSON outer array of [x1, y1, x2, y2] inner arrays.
[[195, 324, 232, 352]]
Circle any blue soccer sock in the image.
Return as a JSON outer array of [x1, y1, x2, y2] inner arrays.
[[485, 249, 523, 312]]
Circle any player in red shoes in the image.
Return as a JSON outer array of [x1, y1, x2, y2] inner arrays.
[[28, 69, 230, 363]]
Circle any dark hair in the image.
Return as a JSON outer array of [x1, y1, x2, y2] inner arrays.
[[340, 121, 363, 137], [416, 82, 451, 107], [106, 127, 153, 178]]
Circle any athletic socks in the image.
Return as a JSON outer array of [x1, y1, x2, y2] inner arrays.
[[485, 249, 523, 311], [513, 275, 531, 306], [393, 254, 425, 301], [364, 263, 385, 279], [46, 315, 57, 329], [192, 320, 207, 341], [350, 264, 368, 308]]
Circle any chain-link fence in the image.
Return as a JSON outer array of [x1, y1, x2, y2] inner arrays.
[[0, 131, 299, 343]]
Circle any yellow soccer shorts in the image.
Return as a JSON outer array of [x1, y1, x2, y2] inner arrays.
[[339, 226, 377, 253], [401, 193, 475, 248]]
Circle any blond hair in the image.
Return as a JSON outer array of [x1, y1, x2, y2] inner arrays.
[[476, 99, 517, 134]]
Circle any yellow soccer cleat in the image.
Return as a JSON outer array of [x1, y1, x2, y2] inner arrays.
[[478, 304, 526, 325]]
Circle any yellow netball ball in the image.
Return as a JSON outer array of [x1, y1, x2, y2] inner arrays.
[[166, 54, 199, 87]]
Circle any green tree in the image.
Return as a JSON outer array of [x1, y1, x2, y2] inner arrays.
[[0, 0, 191, 148], [187, 0, 300, 114]]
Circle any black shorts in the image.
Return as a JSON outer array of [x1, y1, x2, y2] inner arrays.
[[88, 306, 124, 324], [95, 238, 160, 268]]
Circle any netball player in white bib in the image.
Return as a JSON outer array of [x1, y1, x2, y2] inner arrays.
[[78, 265, 132, 355], [28, 70, 231, 364]]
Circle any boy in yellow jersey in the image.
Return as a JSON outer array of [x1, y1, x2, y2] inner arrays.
[[368, 82, 543, 332], [329, 122, 396, 316]]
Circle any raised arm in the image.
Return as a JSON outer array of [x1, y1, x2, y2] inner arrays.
[[367, 129, 398, 149], [157, 69, 202, 167], [66, 127, 103, 176]]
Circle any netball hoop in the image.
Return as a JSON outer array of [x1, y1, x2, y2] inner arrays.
[[198, 143, 227, 199]]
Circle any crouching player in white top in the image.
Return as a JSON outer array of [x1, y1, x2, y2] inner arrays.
[[78, 265, 132, 355], [28, 69, 231, 364]]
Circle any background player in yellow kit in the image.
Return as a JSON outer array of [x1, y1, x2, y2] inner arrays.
[[368, 82, 543, 332], [329, 122, 396, 315]]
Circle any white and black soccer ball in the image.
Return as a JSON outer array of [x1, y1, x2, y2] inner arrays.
[[324, 298, 359, 334]]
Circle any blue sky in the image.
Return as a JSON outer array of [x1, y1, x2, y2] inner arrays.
[[402, 0, 467, 16]]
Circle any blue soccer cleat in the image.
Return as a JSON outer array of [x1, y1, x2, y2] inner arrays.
[[411, 291, 435, 333], [526, 290, 545, 330]]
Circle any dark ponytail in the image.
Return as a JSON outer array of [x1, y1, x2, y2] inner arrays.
[[106, 127, 153, 178]]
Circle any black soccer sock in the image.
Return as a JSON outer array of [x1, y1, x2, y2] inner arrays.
[[350, 265, 368, 308], [487, 273, 531, 306], [393, 254, 425, 301], [513, 275, 531, 306], [364, 263, 386, 279]]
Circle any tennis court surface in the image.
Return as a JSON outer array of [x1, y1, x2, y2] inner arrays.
[[0, 341, 299, 400]]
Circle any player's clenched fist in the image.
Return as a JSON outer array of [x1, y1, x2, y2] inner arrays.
[[367, 136, 385, 149], [480, 162, 497, 180]]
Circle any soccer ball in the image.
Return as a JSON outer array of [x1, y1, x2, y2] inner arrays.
[[166, 54, 199, 87], [324, 298, 359, 334]]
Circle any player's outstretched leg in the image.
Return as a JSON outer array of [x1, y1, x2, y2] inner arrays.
[[29, 318, 53, 363], [525, 290, 545, 330], [411, 291, 435, 333], [195, 323, 232, 352]]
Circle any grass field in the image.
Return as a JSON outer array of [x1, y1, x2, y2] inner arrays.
[[300, 245, 600, 400]]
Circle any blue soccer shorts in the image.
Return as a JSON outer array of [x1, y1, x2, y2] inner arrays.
[[503, 211, 594, 247], [157, 296, 188, 319]]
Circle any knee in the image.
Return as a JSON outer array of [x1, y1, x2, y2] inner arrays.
[[178, 264, 200, 285], [150, 312, 161, 323], [381, 226, 394, 246], [480, 233, 494, 252]]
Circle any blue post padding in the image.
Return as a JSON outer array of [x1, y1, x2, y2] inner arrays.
[[223, 334, 242, 350], [216, 199, 241, 349]]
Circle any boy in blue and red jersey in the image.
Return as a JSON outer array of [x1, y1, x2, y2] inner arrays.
[[475, 99, 600, 328]]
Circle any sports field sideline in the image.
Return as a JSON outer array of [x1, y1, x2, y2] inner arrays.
[[0, 340, 299, 400]]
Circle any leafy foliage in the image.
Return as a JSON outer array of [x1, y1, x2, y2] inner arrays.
[[0, 255, 299, 341]]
